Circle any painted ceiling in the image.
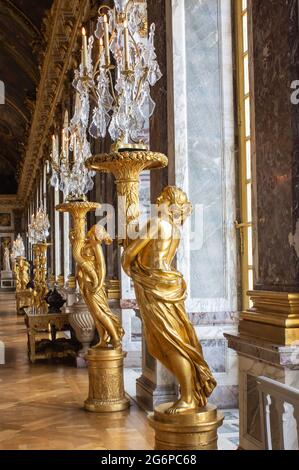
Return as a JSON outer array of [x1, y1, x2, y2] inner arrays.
[[0, 0, 53, 194]]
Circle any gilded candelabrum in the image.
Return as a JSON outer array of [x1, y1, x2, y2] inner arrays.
[[56, 201, 129, 413], [18, 257, 30, 291], [33, 243, 49, 311], [14, 256, 32, 315]]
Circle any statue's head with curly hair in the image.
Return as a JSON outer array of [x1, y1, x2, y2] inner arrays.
[[156, 186, 192, 226]]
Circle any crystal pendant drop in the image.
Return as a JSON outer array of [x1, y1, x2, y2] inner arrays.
[[50, 172, 59, 189], [114, 0, 129, 13]]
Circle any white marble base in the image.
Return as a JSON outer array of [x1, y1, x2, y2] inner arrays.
[[194, 321, 239, 408], [136, 367, 178, 412], [0, 270, 14, 289], [135, 311, 177, 411], [1, 271, 12, 279], [226, 334, 299, 450], [121, 308, 141, 367]]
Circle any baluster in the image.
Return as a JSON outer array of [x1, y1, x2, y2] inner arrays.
[[270, 396, 285, 450], [264, 393, 272, 450], [258, 387, 271, 450]]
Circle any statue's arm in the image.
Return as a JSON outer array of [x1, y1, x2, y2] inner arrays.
[[122, 220, 158, 277]]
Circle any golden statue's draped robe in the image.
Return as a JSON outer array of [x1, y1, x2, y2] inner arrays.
[[132, 255, 217, 407], [77, 265, 124, 345]]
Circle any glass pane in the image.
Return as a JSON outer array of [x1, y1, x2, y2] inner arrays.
[[242, 14, 248, 52], [244, 54, 249, 95], [248, 269, 254, 291], [246, 140, 251, 180], [247, 183, 252, 222], [245, 97, 251, 137], [248, 226, 253, 266], [242, 0, 247, 12]]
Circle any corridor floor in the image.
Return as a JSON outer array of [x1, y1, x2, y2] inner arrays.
[[0, 292, 239, 450]]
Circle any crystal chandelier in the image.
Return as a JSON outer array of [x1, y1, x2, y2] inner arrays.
[[49, 94, 96, 201], [28, 206, 50, 244], [11, 234, 25, 260], [73, 0, 162, 150]]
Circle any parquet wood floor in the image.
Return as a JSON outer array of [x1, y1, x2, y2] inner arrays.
[[0, 293, 154, 450]]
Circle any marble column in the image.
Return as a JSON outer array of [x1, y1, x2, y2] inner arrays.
[[227, 0, 299, 450], [239, 0, 299, 345]]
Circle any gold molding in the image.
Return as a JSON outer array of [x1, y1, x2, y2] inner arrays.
[[239, 290, 299, 345], [0, 195, 17, 210], [17, 0, 90, 208]]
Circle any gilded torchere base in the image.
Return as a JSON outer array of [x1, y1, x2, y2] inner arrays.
[[84, 348, 130, 413], [148, 403, 224, 450]]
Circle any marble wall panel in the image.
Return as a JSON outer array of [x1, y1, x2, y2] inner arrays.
[[251, 0, 299, 291], [171, 0, 237, 313]]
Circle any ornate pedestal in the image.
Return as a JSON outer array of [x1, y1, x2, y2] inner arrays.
[[226, 333, 299, 450], [84, 348, 130, 413], [0, 270, 14, 289], [149, 403, 224, 450]]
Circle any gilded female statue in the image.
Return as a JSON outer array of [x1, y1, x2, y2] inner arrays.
[[19, 258, 30, 290], [122, 186, 216, 414], [70, 224, 124, 350]]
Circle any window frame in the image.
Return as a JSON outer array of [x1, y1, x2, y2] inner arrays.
[[235, 0, 254, 310]]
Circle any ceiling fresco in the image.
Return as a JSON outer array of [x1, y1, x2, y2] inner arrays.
[[0, 0, 53, 194]]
